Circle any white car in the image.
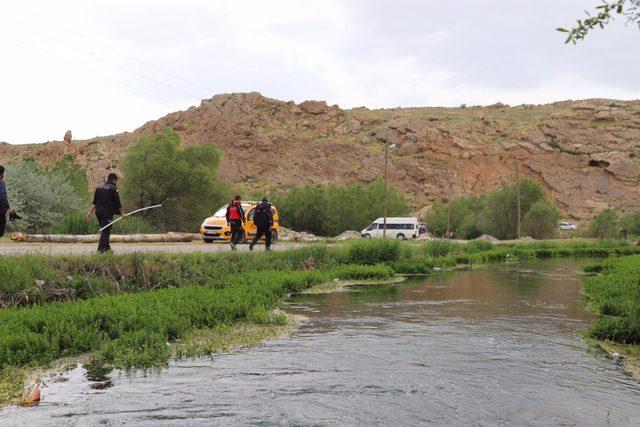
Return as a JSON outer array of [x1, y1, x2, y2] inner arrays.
[[361, 217, 420, 240], [557, 221, 577, 231]]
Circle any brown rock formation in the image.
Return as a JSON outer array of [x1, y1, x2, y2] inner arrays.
[[1, 93, 639, 220]]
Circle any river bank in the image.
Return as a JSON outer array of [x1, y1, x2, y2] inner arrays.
[[582, 255, 640, 380], [1, 239, 639, 407], [4, 258, 639, 425]]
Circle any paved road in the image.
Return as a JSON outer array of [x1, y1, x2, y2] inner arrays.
[[0, 241, 310, 256]]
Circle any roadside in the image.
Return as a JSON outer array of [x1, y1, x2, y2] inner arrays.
[[0, 240, 313, 256]]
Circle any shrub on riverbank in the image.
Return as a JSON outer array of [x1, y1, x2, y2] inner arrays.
[[347, 239, 402, 264], [582, 255, 640, 344], [0, 265, 393, 370], [2, 240, 640, 308]]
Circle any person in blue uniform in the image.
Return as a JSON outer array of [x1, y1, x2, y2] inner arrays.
[[0, 165, 15, 238], [85, 173, 125, 253]]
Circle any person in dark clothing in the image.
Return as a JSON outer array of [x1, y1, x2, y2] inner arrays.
[[249, 196, 274, 252], [85, 173, 125, 253], [0, 165, 15, 238], [226, 195, 245, 251]]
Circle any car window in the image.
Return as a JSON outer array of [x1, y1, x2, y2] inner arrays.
[[213, 206, 227, 218], [248, 209, 255, 221]]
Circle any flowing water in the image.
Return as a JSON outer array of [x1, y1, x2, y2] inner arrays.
[[3, 258, 640, 426]]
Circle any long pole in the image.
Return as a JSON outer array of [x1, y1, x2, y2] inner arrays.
[[515, 161, 521, 239], [383, 142, 389, 239], [99, 204, 162, 232]]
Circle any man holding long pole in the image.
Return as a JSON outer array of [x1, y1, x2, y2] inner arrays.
[[0, 165, 15, 238], [85, 173, 125, 253]]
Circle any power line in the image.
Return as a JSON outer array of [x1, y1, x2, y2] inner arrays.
[[0, 31, 178, 107], [0, 15, 216, 101]]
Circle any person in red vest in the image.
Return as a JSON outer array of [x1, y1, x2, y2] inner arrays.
[[225, 195, 245, 251]]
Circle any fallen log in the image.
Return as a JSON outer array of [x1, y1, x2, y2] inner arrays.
[[10, 232, 199, 243]]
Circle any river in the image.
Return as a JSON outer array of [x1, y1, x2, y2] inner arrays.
[[2, 258, 639, 426]]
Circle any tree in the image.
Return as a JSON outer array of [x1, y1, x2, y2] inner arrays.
[[121, 128, 230, 231], [620, 211, 640, 235], [478, 179, 546, 240], [588, 209, 619, 239], [4, 161, 83, 233], [424, 194, 484, 239], [523, 201, 560, 239], [273, 181, 410, 236], [558, 0, 640, 43], [49, 154, 90, 201]]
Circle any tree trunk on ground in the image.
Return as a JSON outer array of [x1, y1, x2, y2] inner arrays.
[[10, 232, 198, 243]]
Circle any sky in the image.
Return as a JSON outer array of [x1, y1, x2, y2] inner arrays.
[[1, 0, 639, 144]]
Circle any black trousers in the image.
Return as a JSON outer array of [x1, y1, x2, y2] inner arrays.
[[96, 213, 113, 253], [252, 225, 272, 248], [0, 213, 5, 238], [230, 220, 243, 244]]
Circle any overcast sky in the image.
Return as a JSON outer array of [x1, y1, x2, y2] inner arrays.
[[1, 0, 638, 144]]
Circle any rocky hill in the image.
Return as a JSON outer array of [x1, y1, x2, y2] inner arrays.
[[2, 92, 640, 219]]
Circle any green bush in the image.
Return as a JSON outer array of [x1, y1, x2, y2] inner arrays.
[[523, 201, 560, 239], [582, 255, 640, 344], [424, 195, 483, 239], [49, 155, 90, 202], [423, 239, 461, 257], [121, 127, 231, 232], [0, 265, 393, 370], [620, 211, 640, 236], [424, 179, 559, 241], [588, 209, 619, 239], [273, 181, 410, 237], [347, 239, 402, 264], [463, 240, 494, 253], [50, 213, 156, 235], [3, 161, 83, 233], [478, 178, 547, 240]]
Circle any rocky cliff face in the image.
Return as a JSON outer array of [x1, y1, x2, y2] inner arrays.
[[2, 93, 639, 219]]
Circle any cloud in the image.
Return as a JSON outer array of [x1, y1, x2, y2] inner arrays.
[[0, 0, 638, 144]]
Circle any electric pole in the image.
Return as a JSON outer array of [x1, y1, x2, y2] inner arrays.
[[515, 160, 521, 239], [383, 142, 389, 238]]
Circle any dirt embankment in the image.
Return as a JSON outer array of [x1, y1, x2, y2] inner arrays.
[[2, 93, 640, 219]]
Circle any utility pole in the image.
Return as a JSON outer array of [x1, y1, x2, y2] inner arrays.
[[515, 160, 521, 239], [446, 198, 452, 238], [383, 141, 389, 238]]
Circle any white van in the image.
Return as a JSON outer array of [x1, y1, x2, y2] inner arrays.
[[361, 217, 420, 240]]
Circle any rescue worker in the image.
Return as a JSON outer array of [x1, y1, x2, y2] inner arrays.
[[85, 173, 125, 253], [226, 195, 245, 251], [0, 165, 15, 238], [249, 196, 273, 252]]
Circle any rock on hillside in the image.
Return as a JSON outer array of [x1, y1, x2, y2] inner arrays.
[[2, 93, 640, 220]]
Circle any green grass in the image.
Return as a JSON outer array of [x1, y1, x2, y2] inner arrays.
[[582, 255, 640, 344], [0, 265, 393, 372], [49, 212, 156, 235], [2, 240, 640, 308]]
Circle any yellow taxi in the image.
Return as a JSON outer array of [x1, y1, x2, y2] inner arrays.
[[199, 201, 280, 244]]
